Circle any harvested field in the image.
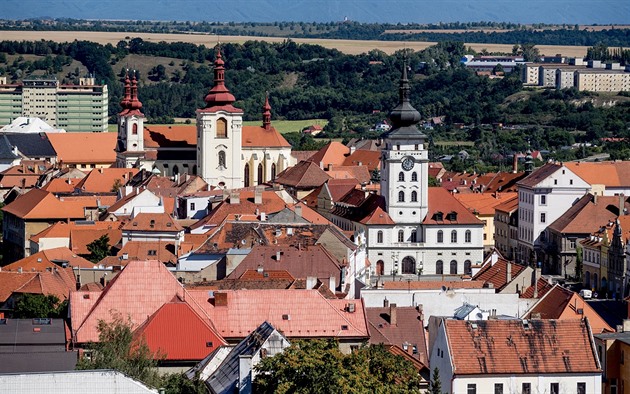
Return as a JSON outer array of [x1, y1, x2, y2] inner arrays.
[[0, 30, 593, 57]]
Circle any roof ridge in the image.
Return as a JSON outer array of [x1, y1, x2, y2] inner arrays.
[[317, 291, 367, 336]]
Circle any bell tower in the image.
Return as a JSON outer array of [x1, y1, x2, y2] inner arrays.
[[197, 47, 243, 189], [380, 61, 429, 223], [116, 70, 146, 168]]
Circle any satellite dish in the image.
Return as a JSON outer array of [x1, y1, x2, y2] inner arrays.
[[241, 239, 246, 245]]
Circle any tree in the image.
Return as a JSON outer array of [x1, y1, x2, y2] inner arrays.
[[254, 340, 422, 393], [428, 367, 442, 394], [111, 178, 123, 192], [575, 245, 583, 281], [13, 294, 67, 318], [160, 373, 207, 394], [87, 234, 111, 263], [76, 312, 162, 387]]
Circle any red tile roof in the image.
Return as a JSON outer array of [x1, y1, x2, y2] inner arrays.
[[455, 192, 517, 216], [2, 189, 88, 220], [564, 161, 630, 187], [116, 241, 178, 263], [361, 206, 395, 225], [326, 165, 371, 184], [472, 258, 526, 291], [121, 212, 183, 232], [40, 177, 82, 193], [133, 300, 226, 361], [308, 141, 350, 168], [274, 160, 331, 189], [517, 163, 562, 188], [342, 150, 381, 171], [548, 194, 628, 234], [445, 319, 600, 375], [74, 168, 138, 193], [46, 132, 117, 165], [520, 277, 555, 299], [144, 125, 196, 148], [494, 194, 519, 214], [3, 247, 95, 271], [423, 188, 483, 225], [242, 125, 291, 148], [0, 268, 76, 302]]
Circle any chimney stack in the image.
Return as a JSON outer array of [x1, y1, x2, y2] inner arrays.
[[276, 251, 281, 261], [254, 185, 263, 205], [389, 303, 397, 326], [329, 275, 336, 291], [506, 262, 512, 283], [229, 191, 240, 205], [383, 297, 389, 308], [214, 292, 228, 307]]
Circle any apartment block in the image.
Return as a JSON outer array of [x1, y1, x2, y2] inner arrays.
[[0, 76, 108, 132], [575, 70, 630, 92]]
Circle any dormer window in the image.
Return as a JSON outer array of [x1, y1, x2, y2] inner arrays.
[[434, 211, 444, 221], [447, 211, 458, 221], [150, 219, 155, 228]]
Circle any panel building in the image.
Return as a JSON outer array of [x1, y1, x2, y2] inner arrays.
[[0, 76, 108, 132]]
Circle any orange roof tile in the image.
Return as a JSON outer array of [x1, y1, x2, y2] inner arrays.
[[423, 188, 483, 225], [494, 194, 519, 213], [472, 258, 526, 291], [308, 142, 350, 168], [46, 132, 117, 165], [75, 168, 138, 193], [116, 241, 177, 263], [2, 189, 87, 219], [455, 192, 517, 216], [239, 269, 295, 280], [564, 161, 630, 187], [342, 150, 381, 171], [40, 177, 82, 193], [274, 160, 331, 189], [445, 319, 600, 375], [3, 247, 95, 272], [122, 212, 183, 232], [361, 206, 395, 225], [143, 125, 196, 148], [326, 165, 371, 184], [0, 272, 38, 303], [520, 277, 554, 299], [367, 306, 428, 365], [242, 125, 291, 148]]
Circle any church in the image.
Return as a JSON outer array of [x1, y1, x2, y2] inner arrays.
[[115, 48, 293, 189]]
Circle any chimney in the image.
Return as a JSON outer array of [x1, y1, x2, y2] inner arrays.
[[533, 267, 541, 298], [383, 297, 389, 308], [222, 188, 229, 200], [229, 191, 240, 205], [506, 262, 512, 283], [620, 194, 625, 215], [276, 251, 281, 261], [491, 251, 499, 266], [254, 186, 263, 205], [295, 203, 302, 218], [306, 276, 317, 289], [99, 167, 103, 174], [257, 265, 264, 274], [512, 154, 518, 173], [214, 292, 228, 307], [389, 303, 397, 326], [327, 164, 333, 171], [329, 275, 336, 291], [593, 193, 598, 204], [319, 161, 324, 169]]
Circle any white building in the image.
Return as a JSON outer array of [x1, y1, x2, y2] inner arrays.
[[430, 319, 601, 394], [516, 163, 590, 264]]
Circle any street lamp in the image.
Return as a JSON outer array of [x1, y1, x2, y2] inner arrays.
[[392, 261, 399, 282]]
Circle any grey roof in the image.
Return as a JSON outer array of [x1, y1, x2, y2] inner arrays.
[[0, 351, 77, 373], [0, 135, 19, 160], [453, 303, 478, 320], [2, 133, 56, 158], [384, 63, 426, 141], [267, 207, 310, 224], [0, 318, 66, 346]]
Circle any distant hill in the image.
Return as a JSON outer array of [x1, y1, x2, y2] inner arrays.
[[1, 0, 628, 25]]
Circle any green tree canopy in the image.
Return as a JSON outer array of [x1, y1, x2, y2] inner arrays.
[[87, 234, 111, 263], [13, 294, 67, 318], [254, 339, 423, 394]]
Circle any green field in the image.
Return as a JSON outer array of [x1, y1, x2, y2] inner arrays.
[[110, 118, 328, 134]]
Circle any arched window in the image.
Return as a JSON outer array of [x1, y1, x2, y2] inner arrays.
[[411, 191, 418, 202], [411, 172, 418, 182], [218, 151, 226, 169], [377, 231, 383, 244], [271, 163, 277, 180], [437, 230, 443, 243], [132, 123, 138, 135], [398, 230, 404, 242], [451, 230, 457, 243], [398, 191, 405, 202], [436, 260, 443, 275], [376, 260, 384, 276], [411, 230, 417, 243], [464, 260, 472, 276], [450, 260, 458, 275], [244, 164, 250, 187], [465, 230, 471, 243], [402, 256, 416, 274], [257, 163, 264, 185], [398, 172, 405, 182], [172, 165, 179, 176], [216, 118, 228, 138]]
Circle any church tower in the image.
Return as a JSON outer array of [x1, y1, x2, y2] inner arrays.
[[116, 71, 146, 168], [380, 61, 429, 223], [197, 48, 243, 189]]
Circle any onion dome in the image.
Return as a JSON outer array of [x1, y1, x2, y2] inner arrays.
[[388, 61, 422, 132], [204, 47, 236, 107], [119, 71, 131, 113], [128, 72, 143, 111]]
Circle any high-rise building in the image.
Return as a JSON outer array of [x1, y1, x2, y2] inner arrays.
[[0, 76, 108, 132]]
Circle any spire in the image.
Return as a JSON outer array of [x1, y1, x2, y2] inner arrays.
[[119, 70, 131, 114], [262, 93, 272, 130], [386, 58, 424, 139], [204, 46, 236, 107], [128, 71, 143, 112]]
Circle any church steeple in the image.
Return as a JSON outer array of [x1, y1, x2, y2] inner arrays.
[[204, 47, 236, 107], [262, 93, 272, 130], [387, 59, 424, 139], [119, 71, 131, 115], [128, 71, 143, 114]]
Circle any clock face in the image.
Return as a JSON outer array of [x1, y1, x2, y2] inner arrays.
[[402, 156, 415, 171]]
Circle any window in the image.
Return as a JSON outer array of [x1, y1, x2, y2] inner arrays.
[[576, 383, 586, 394], [451, 230, 457, 243], [540, 212, 546, 223], [216, 117, 227, 138], [467, 384, 476, 394], [398, 172, 405, 182], [494, 383, 503, 394], [190, 203, 196, 211], [540, 195, 546, 205], [257, 163, 264, 185], [437, 230, 443, 243], [398, 230, 404, 242], [465, 230, 471, 243], [398, 191, 405, 202], [218, 150, 226, 169], [570, 239, 577, 249], [244, 164, 250, 187], [411, 230, 417, 243], [450, 260, 457, 274], [554, 179, 558, 185], [522, 383, 531, 394], [436, 260, 443, 274], [377, 231, 383, 243], [464, 260, 472, 275], [550, 383, 559, 394], [411, 172, 418, 182], [271, 163, 277, 180], [411, 191, 418, 202]]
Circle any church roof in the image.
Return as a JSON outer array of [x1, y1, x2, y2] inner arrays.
[[242, 125, 290, 148]]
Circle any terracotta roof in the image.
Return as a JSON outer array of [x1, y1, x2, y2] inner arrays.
[[326, 165, 371, 184], [121, 212, 183, 232], [302, 179, 358, 209], [428, 162, 445, 179], [46, 132, 117, 164], [445, 319, 601, 375], [361, 205, 395, 225], [239, 269, 295, 280], [520, 277, 555, 299], [525, 284, 614, 333], [483, 172, 528, 193], [494, 194, 519, 214], [548, 194, 629, 234], [308, 141, 350, 168], [0, 161, 50, 188], [227, 244, 342, 286], [242, 125, 291, 148], [133, 300, 226, 361], [517, 163, 562, 188], [422, 188, 483, 225], [31, 220, 121, 244], [74, 168, 138, 193], [564, 161, 630, 187], [188, 289, 369, 340], [116, 241, 177, 263], [0, 268, 76, 303], [382, 280, 485, 290], [143, 125, 196, 148], [2, 189, 87, 219], [366, 306, 428, 365], [70, 228, 122, 255], [0, 272, 38, 303], [472, 258, 526, 291], [291, 150, 318, 163], [455, 192, 517, 216], [2, 247, 95, 271], [342, 150, 381, 171], [274, 160, 331, 189], [79, 282, 103, 292], [40, 178, 82, 193]]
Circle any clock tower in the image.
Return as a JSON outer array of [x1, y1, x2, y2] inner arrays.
[[380, 61, 429, 224]]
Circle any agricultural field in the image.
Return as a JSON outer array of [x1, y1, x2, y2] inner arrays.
[[0, 30, 592, 57], [108, 119, 328, 135]]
